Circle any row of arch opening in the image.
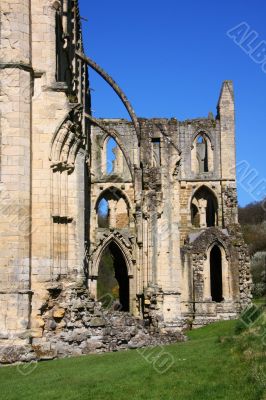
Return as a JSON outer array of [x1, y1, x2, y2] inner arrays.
[[95, 241, 226, 313], [98, 131, 215, 180], [96, 185, 218, 230]]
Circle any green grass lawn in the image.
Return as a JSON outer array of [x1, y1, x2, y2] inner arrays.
[[0, 317, 265, 400]]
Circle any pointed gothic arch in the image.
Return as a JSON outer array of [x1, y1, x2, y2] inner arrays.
[[98, 128, 134, 179], [97, 241, 130, 311], [203, 241, 231, 302], [91, 233, 134, 278], [50, 105, 84, 172], [210, 245, 223, 302], [190, 185, 218, 228], [95, 186, 132, 211], [89, 233, 134, 311], [191, 131, 214, 174], [101, 136, 128, 176]]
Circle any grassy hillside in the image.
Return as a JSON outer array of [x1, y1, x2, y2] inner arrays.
[[0, 308, 265, 400]]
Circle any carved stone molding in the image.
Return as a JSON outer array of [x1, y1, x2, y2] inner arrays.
[[50, 107, 85, 173]]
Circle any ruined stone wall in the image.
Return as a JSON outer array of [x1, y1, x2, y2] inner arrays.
[[0, 280, 185, 363], [0, 0, 32, 339], [88, 92, 251, 329], [138, 119, 182, 324], [29, 0, 89, 341], [89, 121, 138, 314], [0, 0, 89, 345], [178, 183, 224, 245], [181, 227, 252, 326], [0, 0, 252, 363]]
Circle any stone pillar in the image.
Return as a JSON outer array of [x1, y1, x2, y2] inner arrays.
[[198, 199, 207, 228], [0, 0, 32, 339], [217, 81, 236, 181], [108, 200, 116, 229], [114, 146, 124, 174]]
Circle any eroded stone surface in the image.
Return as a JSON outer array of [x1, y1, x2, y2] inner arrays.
[[0, 0, 251, 364]]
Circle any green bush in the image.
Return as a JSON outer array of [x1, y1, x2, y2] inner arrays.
[[250, 252, 266, 297], [252, 283, 266, 298]]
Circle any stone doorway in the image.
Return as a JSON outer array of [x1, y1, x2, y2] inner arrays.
[[97, 241, 130, 311]]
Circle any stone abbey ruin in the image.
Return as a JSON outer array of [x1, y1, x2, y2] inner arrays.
[[0, 0, 252, 362]]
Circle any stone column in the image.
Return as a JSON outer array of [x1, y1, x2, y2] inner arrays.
[[198, 199, 207, 228], [114, 146, 124, 174], [108, 200, 116, 229], [217, 81, 236, 181], [0, 0, 32, 340]]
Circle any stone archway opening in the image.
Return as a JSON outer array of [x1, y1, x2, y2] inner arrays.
[[191, 186, 218, 228], [196, 135, 208, 172], [191, 132, 214, 174], [210, 245, 223, 302], [97, 241, 129, 311], [191, 203, 200, 227], [96, 188, 130, 229]]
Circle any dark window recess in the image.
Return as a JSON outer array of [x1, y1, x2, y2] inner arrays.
[[210, 246, 223, 302]]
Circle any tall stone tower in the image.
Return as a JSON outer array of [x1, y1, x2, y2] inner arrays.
[[0, 0, 33, 340], [0, 0, 89, 350]]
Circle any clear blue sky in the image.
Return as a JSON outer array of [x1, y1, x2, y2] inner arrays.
[[79, 0, 266, 206]]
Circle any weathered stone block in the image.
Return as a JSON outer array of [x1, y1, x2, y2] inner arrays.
[[90, 317, 106, 328], [53, 308, 65, 319]]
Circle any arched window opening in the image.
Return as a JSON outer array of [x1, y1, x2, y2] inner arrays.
[[191, 133, 213, 174], [191, 203, 200, 228], [97, 241, 129, 311], [210, 246, 223, 302], [197, 135, 208, 173], [102, 137, 125, 176], [98, 198, 109, 228], [96, 188, 129, 229], [191, 187, 218, 228], [106, 138, 117, 174]]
